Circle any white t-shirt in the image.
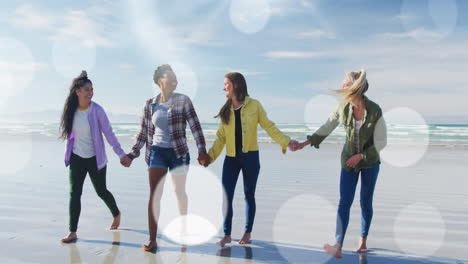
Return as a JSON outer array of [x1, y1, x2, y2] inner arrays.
[[152, 99, 173, 148], [72, 106, 95, 158], [354, 119, 363, 154]]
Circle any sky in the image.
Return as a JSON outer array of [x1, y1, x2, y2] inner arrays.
[[0, 0, 467, 124]]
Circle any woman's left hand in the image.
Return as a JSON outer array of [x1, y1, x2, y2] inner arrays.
[[346, 154, 363, 168], [288, 140, 300, 151], [198, 153, 211, 167], [120, 156, 132, 167]]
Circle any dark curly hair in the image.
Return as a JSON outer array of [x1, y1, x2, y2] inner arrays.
[[153, 64, 173, 86], [59, 71, 92, 140]]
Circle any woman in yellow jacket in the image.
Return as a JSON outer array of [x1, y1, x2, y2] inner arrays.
[[205, 72, 298, 247]]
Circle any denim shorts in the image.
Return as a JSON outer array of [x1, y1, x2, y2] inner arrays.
[[149, 145, 190, 171]]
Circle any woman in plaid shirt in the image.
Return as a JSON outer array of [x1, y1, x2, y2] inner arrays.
[[121, 64, 210, 251]]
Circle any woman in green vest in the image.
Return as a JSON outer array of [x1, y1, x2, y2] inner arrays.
[[297, 69, 387, 258]]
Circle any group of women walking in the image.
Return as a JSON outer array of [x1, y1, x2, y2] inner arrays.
[[59, 65, 386, 259]]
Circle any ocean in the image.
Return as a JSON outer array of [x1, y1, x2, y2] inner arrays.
[[1, 122, 468, 147]]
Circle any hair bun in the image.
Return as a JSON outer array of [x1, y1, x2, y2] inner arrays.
[[78, 70, 87, 79]]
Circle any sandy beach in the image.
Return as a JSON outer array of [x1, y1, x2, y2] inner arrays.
[[0, 134, 467, 264]]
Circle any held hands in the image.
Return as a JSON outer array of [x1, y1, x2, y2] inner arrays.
[[120, 155, 132, 168], [288, 140, 311, 152], [198, 152, 212, 167], [288, 140, 300, 151], [346, 154, 363, 168]]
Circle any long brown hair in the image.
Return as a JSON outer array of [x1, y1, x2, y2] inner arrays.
[[215, 72, 249, 124], [59, 71, 92, 140]]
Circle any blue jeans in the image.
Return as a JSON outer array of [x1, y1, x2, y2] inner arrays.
[[336, 164, 380, 245], [222, 151, 261, 236]]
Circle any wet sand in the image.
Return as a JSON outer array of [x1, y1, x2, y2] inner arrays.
[[0, 134, 467, 263]]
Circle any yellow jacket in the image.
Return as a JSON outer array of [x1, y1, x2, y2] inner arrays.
[[208, 96, 291, 162]]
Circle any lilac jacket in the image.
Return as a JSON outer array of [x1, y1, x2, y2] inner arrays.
[[64, 102, 126, 170]]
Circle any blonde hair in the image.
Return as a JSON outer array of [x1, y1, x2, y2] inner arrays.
[[335, 69, 368, 104]]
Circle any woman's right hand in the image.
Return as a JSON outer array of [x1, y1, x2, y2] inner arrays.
[[293, 140, 311, 151], [197, 153, 211, 167], [120, 156, 132, 167]]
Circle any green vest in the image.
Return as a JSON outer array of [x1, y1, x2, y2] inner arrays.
[[307, 96, 387, 172]]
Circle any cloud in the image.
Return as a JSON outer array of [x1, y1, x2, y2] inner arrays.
[[261, 95, 307, 106], [0, 60, 48, 102], [127, 0, 227, 62], [7, 3, 117, 47], [8, 3, 56, 29], [395, 14, 417, 22], [266, 0, 318, 16], [378, 28, 445, 40], [300, 0, 315, 8], [297, 29, 336, 39], [371, 67, 466, 94], [0, 61, 48, 72], [53, 10, 114, 47], [220, 67, 268, 76], [305, 80, 340, 91], [118, 63, 135, 71], [0, 37, 49, 102], [262, 51, 334, 59], [377, 93, 468, 118], [290, 38, 468, 118], [169, 24, 224, 47]]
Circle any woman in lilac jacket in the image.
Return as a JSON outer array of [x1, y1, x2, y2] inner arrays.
[[59, 71, 128, 243]]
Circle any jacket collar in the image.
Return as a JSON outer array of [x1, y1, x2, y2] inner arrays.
[[230, 96, 251, 111], [345, 96, 369, 126], [85, 101, 95, 116], [152, 93, 178, 105], [151, 93, 176, 116], [151, 95, 159, 105], [244, 96, 251, 106]]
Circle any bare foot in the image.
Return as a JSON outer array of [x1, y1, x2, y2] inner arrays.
[[60, 232, 78, 243], [238, 232, 251, 245], [216, 235, 232, 247], [354, 237, 369, 253], [324, 243, 343, 259], [143, 240, 157, 252], [355, 248, 368, 253], [110, 212, 121, 230]]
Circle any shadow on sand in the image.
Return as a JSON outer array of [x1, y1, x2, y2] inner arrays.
[[64, 229, 466, 264]]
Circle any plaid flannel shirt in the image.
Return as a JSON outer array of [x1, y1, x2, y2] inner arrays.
[[128, 93, 206, 165]]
